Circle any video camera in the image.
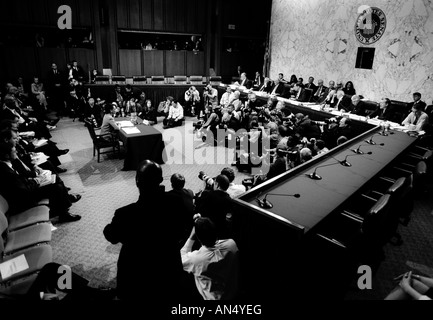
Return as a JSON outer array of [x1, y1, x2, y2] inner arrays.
[[193, 120, 204, 131]]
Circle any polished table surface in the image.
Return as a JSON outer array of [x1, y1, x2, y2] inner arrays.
[[236, 129, 418, 233], [117, 118, 165, 170]]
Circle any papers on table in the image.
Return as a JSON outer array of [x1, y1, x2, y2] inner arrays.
[[116, 120, 135, 128], [0, 254, 29, 280], [32, 138, 48, 148], [122, 127, 141, 135]]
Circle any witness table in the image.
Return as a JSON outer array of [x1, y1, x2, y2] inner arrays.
[[116, 118, 165, 171]]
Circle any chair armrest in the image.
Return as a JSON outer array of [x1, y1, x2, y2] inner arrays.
[[392, 166, 413, 174], [379, 176, 396, 183], [360, 194, 378, 202], [341, 211, 364, 223]]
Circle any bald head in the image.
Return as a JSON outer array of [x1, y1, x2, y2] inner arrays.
[[136, 160, 163, 191]]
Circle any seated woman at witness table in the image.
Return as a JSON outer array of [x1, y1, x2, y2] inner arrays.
[[343, 81, 356, 96], [100, 104, 119, 140]]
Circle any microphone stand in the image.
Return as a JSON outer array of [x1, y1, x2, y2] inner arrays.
[[256, 193, 300, 209], [305, 161, 341, 180]]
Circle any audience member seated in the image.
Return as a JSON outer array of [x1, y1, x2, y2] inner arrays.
[[257, 77, 273, 93], [30, 76, 48, 109], [199, 105, 222, 144], [109, 85, 125, 109], [163, 100, 184, 129], [0, 143, 81, 222], [221, 104, 241, 134], [138, 99, 157, 125], [103, 160, 185, 300], [195, 174, 233, 239], [221, 167, 246, 198], [84, 97, 102, 127], [167, 173, 195, 242], [314, 139, 329, 156], [269, 78, 286, 96], [66, 88, 86, 120], [157, 96, 174, 118], [184, 86, 201, 116], [220, 86, 233, 108], [304, 76, 317, 93], [229, 91, 242, 112], [288, 74, 297, 86], [368, 98, 396, 121], [312, 79, 328, 103], [330, 89, 352, 111], [299, 147, 313, 163], [277, 73, 288, 84], [385, 271, 433, 300], [402, 103, 428, 132], [407, 92, 426, 116], [350, 95, 369, 116], [236, 72, 252, 89], [181, 217, 239, 300], [253, 71, 264, 89], [343, 81, 356, 96]]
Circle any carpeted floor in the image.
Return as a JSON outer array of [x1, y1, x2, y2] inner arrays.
[[50, 117, 433, 299], [49, 116, 251, 290]]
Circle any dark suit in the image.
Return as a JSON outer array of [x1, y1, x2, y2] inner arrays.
[[312, 85, 328, 103], [0, 160, 72, 215], [332, 95, 352, 111], [103, 191, 185, 300], [369, 105, 398, 122], [240, 78, 252, 89], [167, 188, 195, 241], [257, 82, 273, 94], [253, 76, 264, 88], [304, 83, 317, 94], [195, 189, 233, 238], [71, 66, 85, 82], [269, 83, 286, 96], [351, 101, 369, 116]]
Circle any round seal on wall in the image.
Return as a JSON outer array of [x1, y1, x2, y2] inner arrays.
[[355, 7, 386, 45]]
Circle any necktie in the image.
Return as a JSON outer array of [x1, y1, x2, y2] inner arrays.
[[316, 87, 322, 97], [336, 98, 342, 110], [271, 84, 278, 95], [413, 114, 420, 125]]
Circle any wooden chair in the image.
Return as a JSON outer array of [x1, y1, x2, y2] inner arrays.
[[84, 119, 120, 163], [151, 76, 165, 84], [174, 76, 187, 84]]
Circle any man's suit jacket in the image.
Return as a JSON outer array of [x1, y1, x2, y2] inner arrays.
[[312, 85, 328, 103], [257, 82, 273, 93], [103, 191, 185, 300], [240, 78, 252, 89], [331, 95, 352, 111], [351, 101, 369, 116], [72, 66, 85, 81], [269, 83, 286, 96], [304, 83, 317, 94], [0, 161, 40, 213], [369, 105, 398, 121], [253, 76, 264, 88], [408, 100, 427, 112], [47, 69, 64, 88]]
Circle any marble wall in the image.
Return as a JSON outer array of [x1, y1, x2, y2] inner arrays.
[[269, 0, 433, 104]]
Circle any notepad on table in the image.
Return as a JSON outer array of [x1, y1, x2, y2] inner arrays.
[[122, 127, 141, 134], [116, 120, 135, 127], [32, 138, 48, 148], [0, 254, 29, 280]]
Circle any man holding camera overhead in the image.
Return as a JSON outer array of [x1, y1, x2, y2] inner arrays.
[[195, 173, 233, 239]]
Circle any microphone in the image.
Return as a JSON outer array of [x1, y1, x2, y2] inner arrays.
[[337, 152, 372, 167], [351, 143, 384, 154], [365, 133, 382, 145], [305, 161, 341, 180], [256, 193, 301, 209]]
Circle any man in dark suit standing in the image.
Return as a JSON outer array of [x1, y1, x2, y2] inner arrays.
[[269, 78, 286, 96], [104, 160, 185, 300], [71, 60, 85, 82], [46, 63, 64, 113], [312, 79, 328, 103]]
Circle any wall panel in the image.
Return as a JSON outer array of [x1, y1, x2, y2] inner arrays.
[[142, 50, 164, 76], [165, 51, 186, 76], [119, 49, 142, 77]]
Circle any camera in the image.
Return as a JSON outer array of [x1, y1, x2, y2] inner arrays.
[[198, 171, 215, 190], [193, 120, 203, 131]]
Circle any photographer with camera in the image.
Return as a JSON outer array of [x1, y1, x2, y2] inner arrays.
[[195, 173, 233, 239], [197, 105, 222, 145], [203, 83, 218, 108], [184, 86, 200, 116]]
